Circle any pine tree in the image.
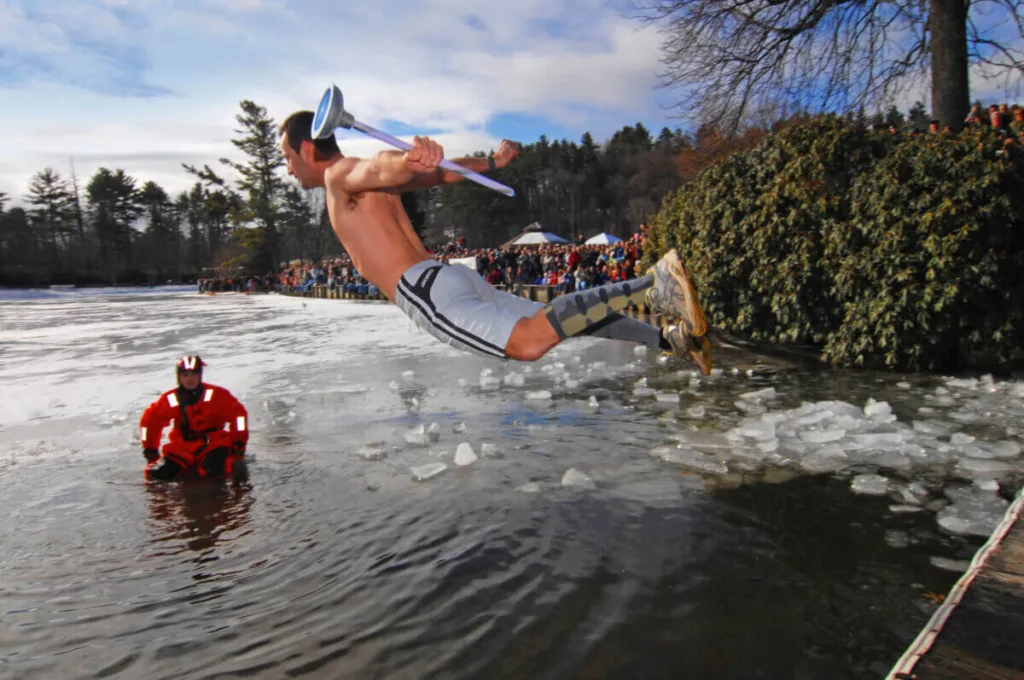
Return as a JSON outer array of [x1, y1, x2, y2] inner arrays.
[[220, 100, 285, 274], [26, 168, 73, 273]]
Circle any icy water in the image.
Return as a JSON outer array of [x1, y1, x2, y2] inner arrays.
[[1, 287, 1022, 680]]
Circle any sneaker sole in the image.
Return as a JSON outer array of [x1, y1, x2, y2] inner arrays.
[[649, 250, 708, 337]]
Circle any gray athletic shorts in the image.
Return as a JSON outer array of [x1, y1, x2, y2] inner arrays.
[[394, 259, 543, 359]]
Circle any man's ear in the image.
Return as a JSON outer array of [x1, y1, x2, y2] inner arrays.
[[300, 139, 317, 163]]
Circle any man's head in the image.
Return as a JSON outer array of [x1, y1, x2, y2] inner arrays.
[[279, 110, 342, 189], [176, 355, 206, 391]]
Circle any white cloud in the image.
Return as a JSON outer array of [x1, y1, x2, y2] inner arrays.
[[1, 0, 675, 207]]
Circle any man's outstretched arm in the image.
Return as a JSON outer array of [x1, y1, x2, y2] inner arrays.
[[388, 140, 521, 194], [329, 136, 445, 194]]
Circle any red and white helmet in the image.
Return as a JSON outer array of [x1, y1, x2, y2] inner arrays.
[[175, 355, 206, 373]]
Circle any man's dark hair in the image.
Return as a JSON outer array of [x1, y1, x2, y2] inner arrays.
[[279, 110, 341, 158]]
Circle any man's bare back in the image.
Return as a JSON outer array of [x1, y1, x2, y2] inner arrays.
[[322, 183, 428, 301]]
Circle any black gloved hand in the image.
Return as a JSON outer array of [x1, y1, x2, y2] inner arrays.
[[143, 449, 159, 463], [231, 442, 246, 457]]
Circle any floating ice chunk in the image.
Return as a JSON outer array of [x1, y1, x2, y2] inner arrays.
[[656, 392, 680, 404], [670, 431, 733, 451], [930, 556, 970, 573], [479, 376, 501, 390], [653, 446, 730, 475], [897, 381, 911, 389], [561, 468, 596, 489], [635, 377, 648, 387], [411, 462, 447, 481], [357, 445, 387, 460], [634, 345, 648, 356], [848, 432, 906, 449], [851, 474, 890, 495], [799, 446, 849, 473], [730, 447, 771, 465], [791, 410, 832, 428], [974, 479, 1000, 492], [389, 381, 401, 391], [954, 458, 1015, 478], [480, 368, 494, 377], [735, 400, 766, 415], [937, 495, 1008, 536], [907, 482, 930, 499], [891, 482, 929, 505], [757, 439, 779, 454], [913, 420, 951, 436], [504, 373, 525, 387], [800, 429, 846, 444], [864, 399, 894, 421], [564, 379, 580, 390], [587, 395, 600, 409], [453, 422, 466, 433], [889, 505, 923, 514], [975, 440, 1022, 459], [591, 362, 606, 370], [872, 451, 913, 471], [526, 390, 552, 401], [517, 482, 542, 493], [404, 424, 431, 446], [709, 368, 723, 377], [426, 422, 441, 442], [457, 378, 467, 388], [454, 443, 478, 466], [950, 432, 976, 446], [479, 443, 503, 459], [686, 405, 706, 419], [740, 387, 777, 402], [633, 387, 656, 398], [734, 419, 777, 441], [402, 370, 415, 380]]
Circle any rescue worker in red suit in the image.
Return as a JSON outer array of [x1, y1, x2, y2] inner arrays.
[[140, 355, 249, 481]]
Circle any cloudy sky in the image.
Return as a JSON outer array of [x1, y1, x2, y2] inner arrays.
[[0, 0, 681, 204], [1, 0, 1021, 207]]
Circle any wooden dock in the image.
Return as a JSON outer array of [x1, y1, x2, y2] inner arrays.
[[888, 484, 1024, 680]]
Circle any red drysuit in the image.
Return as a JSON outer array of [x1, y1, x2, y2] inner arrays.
[[140, 383, 249, 476]]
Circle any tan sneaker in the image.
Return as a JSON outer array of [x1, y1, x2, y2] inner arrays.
[[645, 250, 708, 337], [664, 324, 714, 376]]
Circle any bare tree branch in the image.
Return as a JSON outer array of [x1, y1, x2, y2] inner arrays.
[[630, 0, 1022, 131]]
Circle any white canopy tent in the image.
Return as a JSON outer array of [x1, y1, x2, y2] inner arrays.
[[509, 231, 570, 246], [584, 232, 623, 245], [501, 222, 570, 248]]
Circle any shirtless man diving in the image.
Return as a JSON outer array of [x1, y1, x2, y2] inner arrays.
[[277, 111, 713, 374]]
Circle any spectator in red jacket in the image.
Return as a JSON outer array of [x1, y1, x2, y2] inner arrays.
[[140, 355, 249, 481]]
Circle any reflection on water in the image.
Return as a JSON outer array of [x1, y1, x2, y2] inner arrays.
[[0, 289, 1013, 679], [145, 470, 254, 554]]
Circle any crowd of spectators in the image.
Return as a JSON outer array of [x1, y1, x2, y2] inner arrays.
[[199, 225, 650, 300], [890, 102, 1024, 152], [274, 253, 381, 297], [198, 275, 278, 293], [963, 102, 1024, 152], [437, 227, 649, 294]]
